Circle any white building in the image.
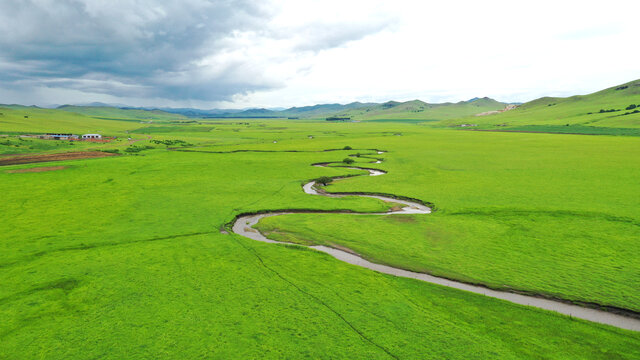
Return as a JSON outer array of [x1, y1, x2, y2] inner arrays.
[[82, 134, 102, 140]]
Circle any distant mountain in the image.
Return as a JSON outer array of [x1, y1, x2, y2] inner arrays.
[[196, 98, 507, 120], [44, 98, 510, 121], [150, 108, 244, 117], [198, 102, 378, 119], [326, 98, 508, 120], [12, 96, 508, 121], [80, 102, 127, 107], [285, 102, 377, 115], [0, 104, 41, 109], [7, 80, 639, 131]]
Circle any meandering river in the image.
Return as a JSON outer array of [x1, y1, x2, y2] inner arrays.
[[231, 150, 640, 332]]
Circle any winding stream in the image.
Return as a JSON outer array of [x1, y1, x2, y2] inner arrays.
[[231, 150, 640, 332]]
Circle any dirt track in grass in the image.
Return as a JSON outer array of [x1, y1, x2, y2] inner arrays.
[[0, 151, 118, 166]]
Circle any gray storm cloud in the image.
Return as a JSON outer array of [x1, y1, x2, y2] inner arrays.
[[0, 0, 392, 103]]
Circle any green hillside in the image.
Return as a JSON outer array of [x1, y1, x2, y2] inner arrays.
[[203, 98, 507, 120], [0, 106, 135, 135], [0, 105, 197, 137], [283, 102, 376, 118], [332, 98, 508, 120], [57, 105, 188, 122], [439, 79, 640, 133]]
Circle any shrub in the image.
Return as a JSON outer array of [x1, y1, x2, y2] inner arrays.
[[315, 176, 333, 186], [151, 139, 190, 146], [101, 149, 120, 154], [125, 145, 154, 153], [343, 146, 352, 150], [343, 158, 355, 164], [626, 104, 637, 110]]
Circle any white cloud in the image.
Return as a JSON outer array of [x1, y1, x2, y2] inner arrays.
[[225, 0, 640, 107], [1, 0, 639, 107]]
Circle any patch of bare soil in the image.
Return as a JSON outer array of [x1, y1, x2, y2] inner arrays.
[[475, 104, 519, 117], [0, 151, 118, 166], [6, 166, 67, 173]]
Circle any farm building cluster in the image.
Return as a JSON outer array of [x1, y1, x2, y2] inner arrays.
[[19, 133, 111, 142]]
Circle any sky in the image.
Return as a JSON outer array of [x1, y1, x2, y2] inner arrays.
[[0, 0, 639, 109]]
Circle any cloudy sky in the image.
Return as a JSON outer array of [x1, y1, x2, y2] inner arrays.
[[1, 0, 638, 108]]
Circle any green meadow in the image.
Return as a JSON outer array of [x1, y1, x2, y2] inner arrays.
[[0, 136, 100, 155], [1, 100, 640, 358], [256, 129, 640, 311]]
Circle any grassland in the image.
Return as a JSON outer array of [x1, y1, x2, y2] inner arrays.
[[0, 106, 141, 135], [491, 124, 640, 136], [256, 129, 640, 312], [1, 107, 639, 358], [0, 136, 101, 155]]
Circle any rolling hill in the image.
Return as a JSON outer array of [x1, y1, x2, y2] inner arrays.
[[195, 98, 508, 120], [333, 97, 508, 120], [0, 105, 136, 134], [57, 105, 188, 122], [4, 79, 640, 134], [439, 79, 640, 134]]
